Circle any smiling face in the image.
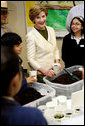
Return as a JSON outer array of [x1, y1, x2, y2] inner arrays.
[[71, 18, 83, 34], [34, 11, 47, 30]]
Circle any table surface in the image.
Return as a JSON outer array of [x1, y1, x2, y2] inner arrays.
[[38, 98, 84, 125]]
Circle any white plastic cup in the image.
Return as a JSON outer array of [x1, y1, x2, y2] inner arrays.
[[29, 71, 37, 79], [46, 101, 57, 109], [53, 63, 60, 73], [57, 95, 67, 111], [57, 95, 67, 106]]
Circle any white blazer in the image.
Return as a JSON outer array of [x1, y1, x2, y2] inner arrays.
[[26, 26, 60, 70]]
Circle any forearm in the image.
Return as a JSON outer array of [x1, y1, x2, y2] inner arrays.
[[38, 67, 56, 77], [38, 68, 47, 75], [28, 58, 41, 70]]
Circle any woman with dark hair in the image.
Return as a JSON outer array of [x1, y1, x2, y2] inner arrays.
[[62, 16, 84, 68]]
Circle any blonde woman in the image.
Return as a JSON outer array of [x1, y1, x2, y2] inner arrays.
[[26, 4, 61, 82]]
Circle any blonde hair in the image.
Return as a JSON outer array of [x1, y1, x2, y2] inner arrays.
[[29, 4, 48, 22]]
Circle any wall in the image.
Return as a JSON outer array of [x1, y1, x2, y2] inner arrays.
[[7, 1, 66, 70], [7, 1, 29, 69]]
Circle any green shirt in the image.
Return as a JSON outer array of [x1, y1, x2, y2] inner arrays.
[[35, 27, 48, 40]]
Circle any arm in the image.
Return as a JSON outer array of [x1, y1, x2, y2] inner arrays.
[[38, 67, 56, 77], [26, 33, 41, 70]]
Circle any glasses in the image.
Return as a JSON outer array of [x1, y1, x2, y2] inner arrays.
[[71, 23, 82, 26]]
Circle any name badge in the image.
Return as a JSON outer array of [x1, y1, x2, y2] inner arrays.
[[80, 45, 84, 47]]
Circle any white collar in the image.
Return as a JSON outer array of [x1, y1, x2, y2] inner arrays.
[[71, 34, 84, 40], [71, 34, 84, 45]]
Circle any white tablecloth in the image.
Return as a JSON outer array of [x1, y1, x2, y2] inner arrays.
[[42, 99, 84, 125]]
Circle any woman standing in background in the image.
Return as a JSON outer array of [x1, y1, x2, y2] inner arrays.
[[26, 4, 61, 82]]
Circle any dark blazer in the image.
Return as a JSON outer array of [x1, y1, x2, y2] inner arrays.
[[1, 98, 47, 125], [62, 33, 84, 68]]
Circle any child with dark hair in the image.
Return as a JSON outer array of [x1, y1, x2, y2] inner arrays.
[[1, 32, 37, 95], [1, 33, 39, 105], [1, 46, 47, 125], [62, 16, 84, 68]]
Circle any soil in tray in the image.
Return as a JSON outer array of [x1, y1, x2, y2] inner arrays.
[[14, 87, 44, 105], [51, 70, 82, 84]]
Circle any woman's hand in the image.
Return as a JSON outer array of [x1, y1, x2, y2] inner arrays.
[[26, 75, 37, 84], [45, 70, 56, 77], [55, 59, 62, 71], [58, 65, 62, 71], [38, 68, 56, 77]]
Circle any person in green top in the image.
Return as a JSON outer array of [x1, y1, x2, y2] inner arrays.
[[26, 4, 62, 82]]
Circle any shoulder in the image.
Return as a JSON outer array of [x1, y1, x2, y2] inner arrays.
[[16, 106, 42, 118], [46, 26, 55, 36], [62, 33, 72, 46], [64, 33, 71, 38], [63, 33, 71, 41], [1, 99, 47, 125], [46, 26, 54, 31], [14, 106, 47, 125], [16, 106, 42, 115], [26, 27, 35, 37]]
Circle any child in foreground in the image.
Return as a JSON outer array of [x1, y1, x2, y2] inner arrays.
[[1, 46, 47, 125]]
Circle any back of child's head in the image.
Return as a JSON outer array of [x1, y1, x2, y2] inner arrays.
[[1, 32, 22, 48], [1, 46, 21, 96]]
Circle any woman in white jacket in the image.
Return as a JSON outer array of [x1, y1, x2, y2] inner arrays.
[[26, 4, 61, 81]]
